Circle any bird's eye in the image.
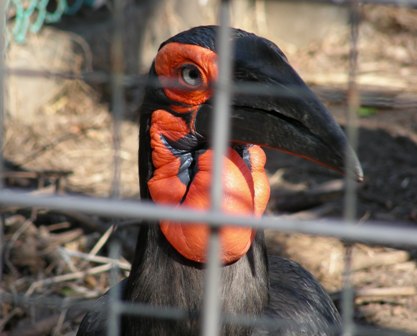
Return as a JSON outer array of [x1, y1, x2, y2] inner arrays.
[[180, 64, 202, 87]]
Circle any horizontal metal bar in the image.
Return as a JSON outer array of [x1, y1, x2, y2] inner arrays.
[[1, 67, 329, 102], [1, 190, 417, 246], [6, 67, 111, 84], [3, 67, 331, 100]]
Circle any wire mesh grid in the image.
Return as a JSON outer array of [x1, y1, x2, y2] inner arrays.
[[1, 0, 417, 335]]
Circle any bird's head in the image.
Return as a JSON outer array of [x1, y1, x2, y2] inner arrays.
[[141, 25, 363, 183]]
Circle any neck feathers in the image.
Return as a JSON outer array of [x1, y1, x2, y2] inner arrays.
[[123, 225, 269, 336]]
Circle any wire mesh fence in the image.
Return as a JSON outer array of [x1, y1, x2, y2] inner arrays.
[[1, 0, 417, 335]]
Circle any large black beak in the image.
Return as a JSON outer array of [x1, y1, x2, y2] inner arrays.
[[194, 35, 363, 181]]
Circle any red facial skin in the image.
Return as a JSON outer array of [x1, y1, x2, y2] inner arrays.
[[147, 43, 270, 264]]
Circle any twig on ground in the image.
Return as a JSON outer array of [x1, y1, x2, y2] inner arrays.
[[355, 286, 416, 304], [50, 229, 84, 246], [47, 211, 136, 258], [44, 221, 72, 232], [4, 220, 32, 276], [60, 248, 131, 271], [89, 225, 115, 256], [352, 250, 409, 271], [25, 264, 115, 296]]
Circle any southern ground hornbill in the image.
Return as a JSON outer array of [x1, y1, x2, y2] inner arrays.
[[77, 26, 363, 335]]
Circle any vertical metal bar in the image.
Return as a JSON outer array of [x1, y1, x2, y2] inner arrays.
[[0, 0, 6, 190], [108, 240, 122, 336], [0, 0, 7, 285], [202, 1, 232, 336], [110, 0, 125, 199], [210, 0, 232, 211], [108, 1, 125, 335], [345, 0, 360, 220], [202, 229, 222, 336], [342, 0, 360, 335]]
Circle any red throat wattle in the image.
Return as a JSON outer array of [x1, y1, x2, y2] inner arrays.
[[148, 109, 270, 264]]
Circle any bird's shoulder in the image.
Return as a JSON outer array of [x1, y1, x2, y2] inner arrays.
[[263, 255, 341, 336]]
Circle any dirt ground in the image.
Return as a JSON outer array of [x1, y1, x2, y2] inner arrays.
[[1, 4, 417, 336]]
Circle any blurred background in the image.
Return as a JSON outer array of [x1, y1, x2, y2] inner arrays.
[[1, 0, 417, 335]]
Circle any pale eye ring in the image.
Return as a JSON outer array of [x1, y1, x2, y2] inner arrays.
[[180, 64, 202, 87]]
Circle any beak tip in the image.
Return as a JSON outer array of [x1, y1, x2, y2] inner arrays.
[[349, 155, 364, 183], [356, 165, 365, 183], [347, 150, 364, 183], [356, 169, 365, 183]]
